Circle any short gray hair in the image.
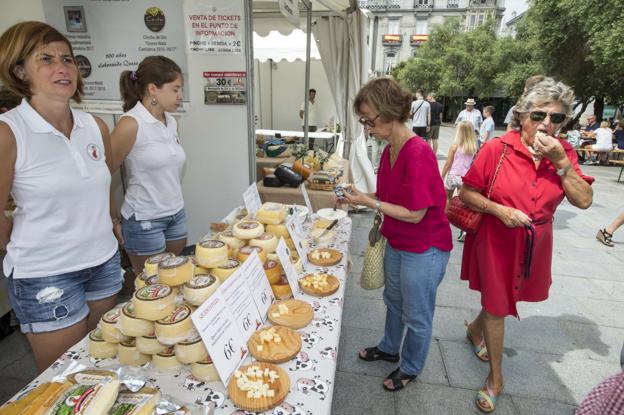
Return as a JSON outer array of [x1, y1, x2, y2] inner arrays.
[[511, 77, 575, 130]]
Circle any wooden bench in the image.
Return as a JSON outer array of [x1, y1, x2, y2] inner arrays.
[[609, 159, 624, 182]]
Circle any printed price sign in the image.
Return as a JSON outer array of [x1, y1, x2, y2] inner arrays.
[[300, 183, 314, 217], [285, 215, 308, 268], [220, 262, 264, 341], [243, 182, 262, 217], [241, 250, 276, 320], [276, 237, 303, 299]]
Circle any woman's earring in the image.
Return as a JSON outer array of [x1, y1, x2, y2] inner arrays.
[[151, 96, 157, 106]]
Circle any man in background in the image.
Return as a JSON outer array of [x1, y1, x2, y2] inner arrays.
[[455, 98, 482, 136], [299, 88, 318, 149], [410, 89, 430, 138], [426, 92, 443, 155]]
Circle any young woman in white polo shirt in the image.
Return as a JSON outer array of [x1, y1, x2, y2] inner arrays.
[[0, 22, 121, 371], [110, 57, 187, 275]]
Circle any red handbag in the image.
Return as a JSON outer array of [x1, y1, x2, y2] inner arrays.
[[446, 143, 507, 234]]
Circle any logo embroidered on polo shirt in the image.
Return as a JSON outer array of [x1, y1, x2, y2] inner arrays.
[[86, 143, 102, 161]]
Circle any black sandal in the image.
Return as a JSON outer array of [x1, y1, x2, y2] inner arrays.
[[358, 346, 400, 363], [383, 367, 417, 392]]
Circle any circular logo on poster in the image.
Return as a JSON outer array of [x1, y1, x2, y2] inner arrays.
[[144, 7, 166, 32], [74, 55, 91, 78]]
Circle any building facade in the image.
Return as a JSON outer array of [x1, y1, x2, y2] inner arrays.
[[359, 0, 505, 75]]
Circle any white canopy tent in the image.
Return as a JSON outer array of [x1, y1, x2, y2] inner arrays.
[[253, 30, 320, 62]]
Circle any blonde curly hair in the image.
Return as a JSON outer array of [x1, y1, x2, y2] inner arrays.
[[511, 77, 575, 130]]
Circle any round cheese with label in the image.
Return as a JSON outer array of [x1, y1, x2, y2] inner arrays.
[[174, 331, 209, 364], [263, 260, 282, 285], [118, 338, 151, 366], [155, 304, 194, 345], [217, 230, 246, 250], [144, 252, 174, 276], [99, 306, 129, 344], [233, 220, 264, 240], [134, 271, 152, 291], [191, 357, 219, 382], [195, 239, 229, 268], [183, 274, 220, 306], [119, 301, 154, 338], [249, 232, 279, 254], [271, 276, 293, 300], [157, 256, 194, 287], [210, 258, 241, 282], [237, 245, 267, 264], [88, 328, 117, 359], [152, 347, 183, 372], [136, 332, 168, 355], [266, 224, 290, 239], [133, 284, 176, 321]]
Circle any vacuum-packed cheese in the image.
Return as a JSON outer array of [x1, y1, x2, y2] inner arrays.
[[53, 370, 120, 415], [108, 387, 160, 415]]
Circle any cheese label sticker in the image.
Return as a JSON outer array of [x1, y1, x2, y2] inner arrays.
[[123, 302, 136, 317], [238, 221, 259, 229], [157, 347, 176, 357], [258, 232, 274, 240], [136, 284, 172, 300], [159, 305, 190, 324], [220, 229, 235, 238], [160, 256, 188, 268], [121, 338, 137, 347], [180, 330, 202, 344], [241, 245, 261, 254], [200, 239, 225, 248], [264, 260, 278, 269], [89, 328, 105, 342], [102, 307, 122, 323], [146, 275, 159, 285], [147, 252, 174, 264], [220, 259, 240, 269], [188, 274, 216, 288]]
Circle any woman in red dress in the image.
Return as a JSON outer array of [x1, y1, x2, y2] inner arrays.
[[459, 78, 594, 412]]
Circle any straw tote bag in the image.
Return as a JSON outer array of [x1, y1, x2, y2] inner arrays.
[[360, 210, 386, 290]]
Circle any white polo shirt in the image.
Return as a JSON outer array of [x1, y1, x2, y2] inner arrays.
[[120, 102, 186, 221], [300, 100, 318, 127], [1, 99, 118, 279]]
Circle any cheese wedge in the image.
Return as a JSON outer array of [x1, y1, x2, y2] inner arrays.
[[132, 284, 176, 321], [157, 256, 194, 287], [119, 301, 154, 338], [143, 252, 174, 276], [195, 239, 229, 268], [155, 304, 194, 345], [55, 370, 120, 415], [183, 274, 220, 306], [0, 381, 73, 415]]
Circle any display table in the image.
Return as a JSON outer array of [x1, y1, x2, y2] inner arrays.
[[255, 155, 293, 181], [7, 215, 352, 415], [256, 129, 337, 152]]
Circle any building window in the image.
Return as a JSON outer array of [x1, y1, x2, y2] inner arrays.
[[478, 13, 485, 25], [468, 14, 476, 30], [415, 0, 430, 8], [447, 0, 459, 7], [387, 18, 400, 34], [415, 19, 428, 35]]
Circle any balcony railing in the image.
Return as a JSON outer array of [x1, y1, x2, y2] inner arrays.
[[410, 34, 429, 45], [358, 0, 401, 10], [382, 34, 403, 45], [413, 0, 433, 8], [447, 0, 460, 8]]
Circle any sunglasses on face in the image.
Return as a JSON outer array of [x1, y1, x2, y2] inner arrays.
[[358, 113, 380, 128], [529, 111, 567, 124]]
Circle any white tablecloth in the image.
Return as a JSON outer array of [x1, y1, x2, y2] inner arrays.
[[11, 215, 352, 415]]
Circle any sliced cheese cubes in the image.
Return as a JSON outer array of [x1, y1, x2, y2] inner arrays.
[[233, 220, 264, 240], [132, 284, 176, 321], [234, 366, 279, 399], [300, 273, 330, 289], [195, 239, 229, 268], [183, 274, 220, 306], [258, 327, 282, 347], [157, 256, 194, 287], [271, 303, 290, 320], [155, 304, 194, 345], [256, 202, 287, 225]]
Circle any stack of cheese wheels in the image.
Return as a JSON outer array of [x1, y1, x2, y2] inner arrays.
[[196, 239, 229, 268], [211, 258, 241, 282], [119, 301, 154, 338], [249, 232, 278, 254], [237, 245, 267, 265], [133, 284, 176, 321], [155, 304, 194, 345], [217, 229, 246, 252], [99, 306, 129, 344], [233, 220, 264, 240], [256, 202, 287, 225], [175, 330, 209, 364], [157, 256, 194, 287], [152, 346, 183, 372], [118, 337, 151, 366], [136, 331, 168, 355], [88, 327, 118, 359], [191, 355, 219, 382], [144, 252, 174, 276], [183, 274, 220, 306]]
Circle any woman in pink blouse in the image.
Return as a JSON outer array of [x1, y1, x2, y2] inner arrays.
[[343, 77, 452, 392]]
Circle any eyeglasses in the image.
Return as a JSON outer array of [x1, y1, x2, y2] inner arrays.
[[358, 114, 380, 128], [528, 111, 567, 124]]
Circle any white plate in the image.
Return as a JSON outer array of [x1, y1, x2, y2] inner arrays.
[[317, 208, 347, 221], [290, 204, 309, 218]]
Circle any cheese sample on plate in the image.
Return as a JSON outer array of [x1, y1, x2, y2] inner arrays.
[[210, 258, 241, 282], [108, 387, 160, 415], [157, 256, 194, 287], [174, 331, 209, 364], [118, 338, 151, 366], [53, 370, 120, 415], [152, 347, 183, 372], [99, 306, 129, 344], [249, 232, 278, 253], [143, 252, 174, 276], [132, 284, 176, 321], [136, 332, 167, 355], [195, 239, 229, 268], [233, 220, 265, 240], [256, 202, 287, 225], [191, 356, 219, 382], [119, 301, 154, 338], [237, 245, 267, 264], [265, 224, 290, 239], [155, 304, 194, 345], [183, 274, 220, 306], [87, 328, 117, 359], [263, 260, 282, 284], [217, 229, 246, 250]]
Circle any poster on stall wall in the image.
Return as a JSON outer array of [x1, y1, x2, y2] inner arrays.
[[203, 72, 247, 105], [42, 0, 189, 113], [184, 0, 244, 54], [191, 290, 248, 386]]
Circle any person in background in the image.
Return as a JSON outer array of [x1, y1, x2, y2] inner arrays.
[[410, 89, 430, 138], [299, 88, 318, 149], [440, 121, 477, 242], [0, 22, 121, 372], [345, 77, 452, 392], [584, 121, 613, 165], [613, 121, 624, 150], [426, 92, 444, 155], [455, 98, 482, 136], [459, 78, 593, 412], [584, 114, 600, 132], [596, 212, 624, 247], [479, 106, 496, 150], [505, 75, 546, 132], [110, 56, 187, 276]]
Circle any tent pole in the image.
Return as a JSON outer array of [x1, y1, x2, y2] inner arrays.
[[343, 16, 351, 160], [245, 0, 256, 184], [302, 0, 312, 150]]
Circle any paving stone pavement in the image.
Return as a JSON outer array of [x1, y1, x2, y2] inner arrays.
[[0, 126, 622, 414]]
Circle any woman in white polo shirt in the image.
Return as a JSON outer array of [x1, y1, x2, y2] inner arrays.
[[0, 22, 121, 371], [110, 56, 186, 275]]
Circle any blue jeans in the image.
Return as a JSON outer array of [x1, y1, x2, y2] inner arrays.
[[122, 208, 188, 256], [378, 244, 450, 376]]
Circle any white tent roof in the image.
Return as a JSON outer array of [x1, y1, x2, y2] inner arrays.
[[253, 29, 320, 62]]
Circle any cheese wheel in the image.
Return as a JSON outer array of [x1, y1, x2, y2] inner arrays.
[[266, 224, 290, 239], [64, 370, 120, 415], [191, 357, 219, 382], [99, 306, 129, 344], [237, 245, 267, 264], [195, 239, 229, 268], [119, 301, 154, 338], [118, 338, 151, 366], [174, 331, 209, 364], [233, 220, 264, 240], [157, 256, 194, 287], [144, 252, 174, 276], [267, 253, 278, 262], [109, 388, 161, 415], [155, 304, 194, 345], [134, 271, 150, 290], [88, 328, 117, 359], [263, 260, 282, 285], [249, 232, 279, 254], [183, 274, 220, 306], [133, 284, 176, 321], [136, 333, 168, 355], [256, 202, 287, 225], [152, 347, 183, 372], [271, 276, 293, 300], [217, 230, 246, 250]]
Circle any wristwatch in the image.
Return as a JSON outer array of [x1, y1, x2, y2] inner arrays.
[[556, 163, 572, 176]]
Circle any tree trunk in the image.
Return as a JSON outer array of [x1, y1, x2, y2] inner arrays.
[[593, 96, 605, 121], [572, 97, 593, 124]]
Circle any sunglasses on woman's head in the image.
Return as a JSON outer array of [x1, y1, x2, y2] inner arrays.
[[529, 111, 566, 124], [358, 113, 380, 128]]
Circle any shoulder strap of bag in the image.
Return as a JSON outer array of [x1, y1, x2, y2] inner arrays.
[[486, 143, 507, 199], [413, 101, 424, 117]]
